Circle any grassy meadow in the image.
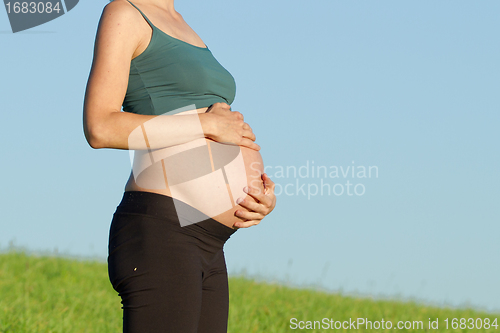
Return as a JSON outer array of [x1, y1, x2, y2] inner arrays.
[[0, 251, 498, 332]]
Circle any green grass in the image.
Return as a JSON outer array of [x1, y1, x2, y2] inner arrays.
[[0, 251, 498, 332]]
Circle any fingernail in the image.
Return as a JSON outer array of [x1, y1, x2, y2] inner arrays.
[[236, 198, 243, 204], [243, 187, 249, 193]]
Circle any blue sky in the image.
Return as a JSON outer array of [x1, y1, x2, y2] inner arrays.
[[1, 0, 499, 313]]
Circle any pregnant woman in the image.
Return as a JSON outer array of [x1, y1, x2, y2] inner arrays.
[[82, 0, 277, 332]]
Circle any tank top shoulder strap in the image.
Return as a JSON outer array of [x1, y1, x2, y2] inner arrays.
[[126, 0, 155, 28]]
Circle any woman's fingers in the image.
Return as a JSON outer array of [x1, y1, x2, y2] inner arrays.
[[233, 175, 277, 228], [234, 209, 263, 221], [242, 128, 256, 142], [233, 111, 244, 120], [235, 196, 267, 216], [205, 104, 259, 149], [205, 102, 263, 146], [242, 186, 273, 211], [233, 220, 261, 229], [262, 174, 277, 205], [240, 138, 260, 151], [263, 173, 275, 191]]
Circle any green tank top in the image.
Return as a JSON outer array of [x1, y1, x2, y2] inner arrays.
[[123, 0, 236, 115]]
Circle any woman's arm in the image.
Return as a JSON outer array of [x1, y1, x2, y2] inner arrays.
[[83, 1, 259, 151]]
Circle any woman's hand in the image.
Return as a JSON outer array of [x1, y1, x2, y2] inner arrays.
[[233, 173, 277, 228], [201, 102, 260, 151]]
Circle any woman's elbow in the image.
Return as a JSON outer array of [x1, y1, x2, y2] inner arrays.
[[85, 130, 103, 149], [84, 122, 108, 149]]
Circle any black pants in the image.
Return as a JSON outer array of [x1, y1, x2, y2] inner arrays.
[[107, 191, 237, 333]]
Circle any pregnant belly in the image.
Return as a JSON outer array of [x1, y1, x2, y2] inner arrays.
[[124, 116, 264, 229], [199, 141, 264, 228]]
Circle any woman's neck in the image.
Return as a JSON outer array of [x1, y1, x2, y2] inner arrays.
[[138, 0, 176, 13]]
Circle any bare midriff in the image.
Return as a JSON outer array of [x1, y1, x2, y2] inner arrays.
[[124, 107, 265, 229]]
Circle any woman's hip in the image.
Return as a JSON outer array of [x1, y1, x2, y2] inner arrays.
[[107, 191, 237, 284]]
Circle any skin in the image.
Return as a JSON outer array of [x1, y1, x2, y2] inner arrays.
[[84, 0, 276, 228]]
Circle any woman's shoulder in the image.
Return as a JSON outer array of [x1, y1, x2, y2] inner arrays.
[[100, 0, 143, 27], [93, 0, 148, 65], [96, 0, 151, 46]]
